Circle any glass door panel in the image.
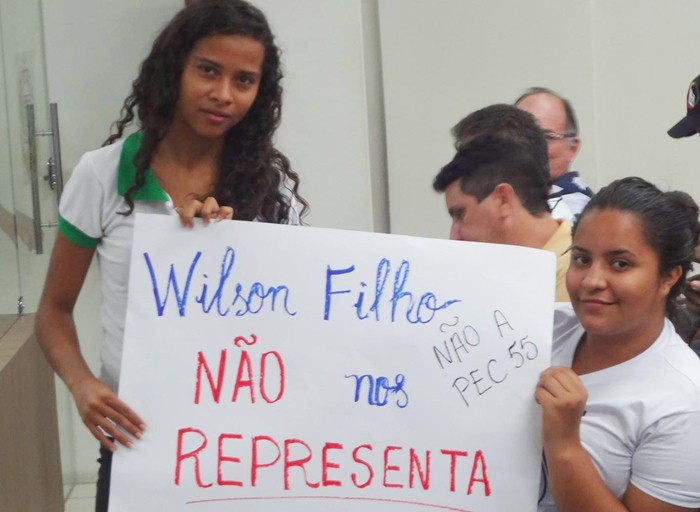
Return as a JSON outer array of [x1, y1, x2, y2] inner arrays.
[[0, 0, 74, 487], [0, 0, 59, 312], [0, 31, 21, 315]]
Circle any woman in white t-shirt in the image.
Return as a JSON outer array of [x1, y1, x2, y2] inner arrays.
[[537, 177, 700, 512], [34, 1, 307, 510]]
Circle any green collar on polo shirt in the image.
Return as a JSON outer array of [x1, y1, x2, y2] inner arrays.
[[117, 131, 169, 201]]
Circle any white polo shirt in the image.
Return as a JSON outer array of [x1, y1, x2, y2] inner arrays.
[[59, 132, 301, 392]]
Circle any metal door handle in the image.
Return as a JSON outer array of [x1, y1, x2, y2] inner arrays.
[[26, 103, 43, 254], [26, 102, 64, 255], [48, 103, 64, 201]]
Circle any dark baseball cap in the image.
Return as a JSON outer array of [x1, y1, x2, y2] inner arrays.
[[668, 73, 700, 138]]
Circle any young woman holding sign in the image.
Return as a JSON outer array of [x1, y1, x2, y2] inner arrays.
[[537, 177, 700, 511], [35, 1, 307, 509]]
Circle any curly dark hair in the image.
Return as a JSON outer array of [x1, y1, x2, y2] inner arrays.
[[105, 0, 308, 223]]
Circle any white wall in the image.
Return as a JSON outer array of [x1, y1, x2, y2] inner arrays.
[[591, 1, 700, 200], [379, 0, 596, 238], [254, 0, 386, 230]]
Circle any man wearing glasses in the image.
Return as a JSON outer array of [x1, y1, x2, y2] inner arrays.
[[515, 87, 593, 220]]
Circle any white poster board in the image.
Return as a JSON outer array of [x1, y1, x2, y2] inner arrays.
[[110, 213, 555, 512]]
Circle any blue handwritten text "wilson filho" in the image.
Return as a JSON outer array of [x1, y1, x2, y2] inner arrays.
[[142, 249, 460, 324], [143, 248, 297, 318]]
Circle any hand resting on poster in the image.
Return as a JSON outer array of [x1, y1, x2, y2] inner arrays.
[[71, 374, 145, 452], [176, 196, 234, 228], [535, 366, 587, 453]]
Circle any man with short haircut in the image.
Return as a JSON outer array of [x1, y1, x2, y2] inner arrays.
[[434, 134, 571, 301], [452, 104, 550, 181], [515, 87, 593, 219]]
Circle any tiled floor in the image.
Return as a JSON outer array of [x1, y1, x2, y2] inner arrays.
[[64, 482, 96, 512]]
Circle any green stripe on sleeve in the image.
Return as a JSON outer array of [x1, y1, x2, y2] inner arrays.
[[58, 216, 100, 249]]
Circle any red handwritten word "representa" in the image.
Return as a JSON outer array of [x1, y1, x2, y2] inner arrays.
[[175, 429, 491, 496]]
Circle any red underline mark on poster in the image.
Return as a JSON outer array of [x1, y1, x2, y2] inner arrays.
[[185, 495, 473, 511]]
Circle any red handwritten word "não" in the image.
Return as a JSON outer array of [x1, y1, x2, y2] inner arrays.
[[175, 429, 491, 496], [194, 335, 285, 405]]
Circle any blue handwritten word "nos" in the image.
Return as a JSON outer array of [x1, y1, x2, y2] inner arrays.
[[345, 373, 409, 408], [324, 258, 460, 324], [143, 248, 296, 317]]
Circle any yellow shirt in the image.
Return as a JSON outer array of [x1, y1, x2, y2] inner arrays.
[[543, 219, 573, 302]]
